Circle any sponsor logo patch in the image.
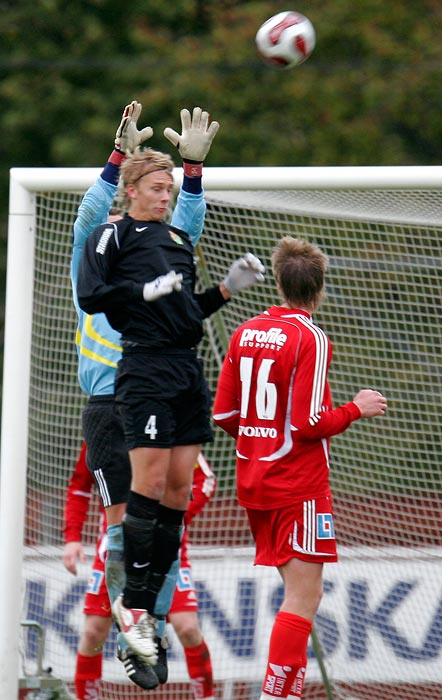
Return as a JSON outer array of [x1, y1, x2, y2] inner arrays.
[[239, 327, 287, 349]]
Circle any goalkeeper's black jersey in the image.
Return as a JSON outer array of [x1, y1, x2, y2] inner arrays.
[[77, 215, 227, 348]]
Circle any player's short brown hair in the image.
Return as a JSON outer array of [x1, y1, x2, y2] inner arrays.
[[118, 146, 175, 208], [271, 236, 328, 310]]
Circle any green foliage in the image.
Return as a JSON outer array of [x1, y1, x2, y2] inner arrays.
[[2, 0, 442, 188]]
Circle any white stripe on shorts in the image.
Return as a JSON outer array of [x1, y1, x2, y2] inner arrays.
[[291, 499, 336, 557], [95, 468, 111, 508], [303, 499, 316, 553]]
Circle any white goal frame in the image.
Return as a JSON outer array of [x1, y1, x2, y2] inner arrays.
[[2, 164, 442, 700]]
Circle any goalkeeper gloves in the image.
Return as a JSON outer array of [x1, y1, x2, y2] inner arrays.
[[163, 107, 220, 163], [222, 253, 265, 294], [143, 270, 183, 302], [114, 101, 153, 155]]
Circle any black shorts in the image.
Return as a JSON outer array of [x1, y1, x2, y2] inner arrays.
[[115, 347, 213, 450], [82, 395, 131, 508]]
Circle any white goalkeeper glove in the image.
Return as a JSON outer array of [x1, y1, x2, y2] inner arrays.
[[115, 101, 153, 154], [163, 107, 220, 162], [222, 253, 265, 294], [143, 270, 183, 302]]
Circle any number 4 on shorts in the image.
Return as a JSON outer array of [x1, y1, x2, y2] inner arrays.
[[144, 415, 158, 439]]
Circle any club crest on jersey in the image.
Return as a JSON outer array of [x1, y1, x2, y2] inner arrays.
[[169, 230, 184, 245]]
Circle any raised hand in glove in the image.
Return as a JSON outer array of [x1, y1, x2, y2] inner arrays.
[[223, 253, 265, 294], [143, 270, 183, 302], [163, 107, 220, 163], [115, 101, 153, 155]]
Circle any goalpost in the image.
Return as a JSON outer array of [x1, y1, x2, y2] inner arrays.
[[1, 165, 442, 700]]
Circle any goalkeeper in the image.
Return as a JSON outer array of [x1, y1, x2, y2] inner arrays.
[[76, 105, 265, 664], [72, 100, 206, 692], [72, 101, 221, 691]]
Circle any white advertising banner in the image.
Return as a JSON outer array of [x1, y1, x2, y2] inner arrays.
[[21, 546, 442, 684]]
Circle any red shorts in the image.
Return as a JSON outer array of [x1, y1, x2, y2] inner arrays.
[[83, 538, 112, 618], [246, 495, 338, 566], [168, 566, 198, 615]]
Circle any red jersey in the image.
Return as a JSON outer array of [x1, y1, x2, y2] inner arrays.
[[63, 442, 106, 544], [213, 306, 361, 510]]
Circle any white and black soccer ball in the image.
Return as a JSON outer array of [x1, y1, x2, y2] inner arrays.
[[255, 10, 316, 69]]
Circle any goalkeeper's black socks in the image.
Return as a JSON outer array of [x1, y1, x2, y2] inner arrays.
[[122, 491, 159, 609]]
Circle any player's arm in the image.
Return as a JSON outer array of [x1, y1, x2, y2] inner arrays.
[[72, 101, 153, 289], [213, 347, 241, 438], [63, 541, 85, 576], [289, 337, 349, 439], [165, 107, 219, 245], [290, 341, 387, 439], [171, 189, 206, 247], [293, 390, 387, 440], [71, 179, 118, 311], [293, 399, 362, 440], [185, 453, 216, 526], [63, 443, 94, 575], [194, 252, 265, 318], [76, 223, 127, 314]]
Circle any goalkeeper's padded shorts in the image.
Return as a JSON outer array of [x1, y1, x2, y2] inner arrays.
[[82, 395, 131, 507]]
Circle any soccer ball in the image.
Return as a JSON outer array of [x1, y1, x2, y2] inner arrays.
[[255, 10, 316, 69]]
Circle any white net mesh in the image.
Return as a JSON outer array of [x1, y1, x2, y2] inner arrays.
[[17, 181, 442, 700]]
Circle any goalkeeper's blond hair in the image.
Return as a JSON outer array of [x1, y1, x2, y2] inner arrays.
[[271, 236, 328, 311], [118, 146, 175, 209]]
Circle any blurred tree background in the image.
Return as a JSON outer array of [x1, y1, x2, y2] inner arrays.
[[1, 0, 442, 385]]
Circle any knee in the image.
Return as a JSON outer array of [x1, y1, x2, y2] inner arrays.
[[173, 619, 202, 648], [179, 628, 203, 648], [132, 476, 166, 501], [163, 482, 193, 511], [81, 617, 111, 651], [282, 576, 323, 621]]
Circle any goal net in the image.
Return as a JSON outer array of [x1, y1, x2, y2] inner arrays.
[[1, 166, 442, 700]]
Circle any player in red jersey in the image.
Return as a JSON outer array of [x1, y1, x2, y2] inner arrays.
[[213, 236, 388, 700], [63, 443, 215, 700], [63, 443, 114, 700]]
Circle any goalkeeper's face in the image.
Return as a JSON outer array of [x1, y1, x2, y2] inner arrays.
[[127, 171, 174, 222]]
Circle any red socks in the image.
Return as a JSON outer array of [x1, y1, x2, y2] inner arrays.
[[184, 639, 214, 699], [261, 612, 312, 699], [75, 652, 102, 700]]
